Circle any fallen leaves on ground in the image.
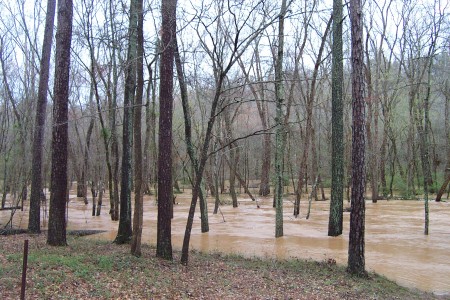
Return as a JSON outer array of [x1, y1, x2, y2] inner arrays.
[[0, 234, 443, 300]]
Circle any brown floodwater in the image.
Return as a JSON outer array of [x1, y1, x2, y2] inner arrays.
[[2, 189, 450, 296]]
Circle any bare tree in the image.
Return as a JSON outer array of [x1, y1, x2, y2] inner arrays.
[[181, 0, 280, 264]]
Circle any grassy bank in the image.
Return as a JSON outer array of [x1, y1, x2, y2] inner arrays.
[[0, 234, 442, 299]]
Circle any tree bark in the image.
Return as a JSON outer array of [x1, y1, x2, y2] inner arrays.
[[274, 0, 288, 238], [28, 0, 56, 234], [156, 0, 177, 260], [47, 0, 73, 246], [115, 0, 138, 244], [328, 0, 344, 237], [131, 0, 144, 256], [347, 0, 366, 276]]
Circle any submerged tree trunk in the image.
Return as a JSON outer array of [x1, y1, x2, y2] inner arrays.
[[436, 80, 449, 202], [47, 0, 73, 246], [328, 0, 344, 237], [224, 108, 239, 208], [80, 102, 95, 205], [28, 0, 56, 234], [96, 181, 103, 216], [274, 0, 288, 238]]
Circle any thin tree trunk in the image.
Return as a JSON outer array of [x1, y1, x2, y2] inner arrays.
[[364, 33, 379, 203], [131, 0, 144, 256], [274, 0, 287, 238], [80, 103, 95, 205], [295, 15, 332, 217], [223, 155, 256, 203], [436, 80, 449, 202], [174, 40, 209, 233], [115, 0, 138, 244], [224, 109, 238, 207], [143, 61, 155, 195], [96, 181, 103, 216]]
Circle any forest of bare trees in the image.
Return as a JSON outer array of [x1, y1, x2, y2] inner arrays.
[[0, 0, 449, 274]]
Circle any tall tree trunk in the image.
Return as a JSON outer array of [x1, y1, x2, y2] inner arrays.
[[131, 0, 144, 256], [347, 0, 366, 276], [143, 59, 156, 195], [28, 0, 56, 234], [109, 0, 120, 222], [47, 0, 73, 246], [156, 0, 177, 260], [274, 0, 287, 238], [421, 53, 435, 235], [115, 0, 138, 244], [328, 0, 344, 236]]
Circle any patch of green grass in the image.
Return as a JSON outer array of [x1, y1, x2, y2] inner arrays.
[[97, 255, 114, 271]]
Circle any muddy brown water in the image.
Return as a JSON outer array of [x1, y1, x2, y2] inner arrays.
[[1, 189, 449, 296]]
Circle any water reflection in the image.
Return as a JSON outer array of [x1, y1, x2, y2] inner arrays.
[[2, 190, 449, 296]]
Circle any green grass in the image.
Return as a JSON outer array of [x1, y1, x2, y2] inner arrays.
[[0, 235, 441, 299]]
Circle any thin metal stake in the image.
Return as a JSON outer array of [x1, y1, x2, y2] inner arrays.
[[21, 239, 29, 300]]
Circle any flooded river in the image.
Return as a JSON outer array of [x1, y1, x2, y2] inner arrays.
[[2, 189, 450, 296]]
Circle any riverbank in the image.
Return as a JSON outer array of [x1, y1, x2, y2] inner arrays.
[[0, 233, 443, 299]]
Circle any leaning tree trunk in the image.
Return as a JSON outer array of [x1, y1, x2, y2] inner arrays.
[[174, 39, 209, 232], [28, 0, 56, 234]]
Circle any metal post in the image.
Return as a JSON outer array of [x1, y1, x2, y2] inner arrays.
[[21, 239, 29, 300]]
